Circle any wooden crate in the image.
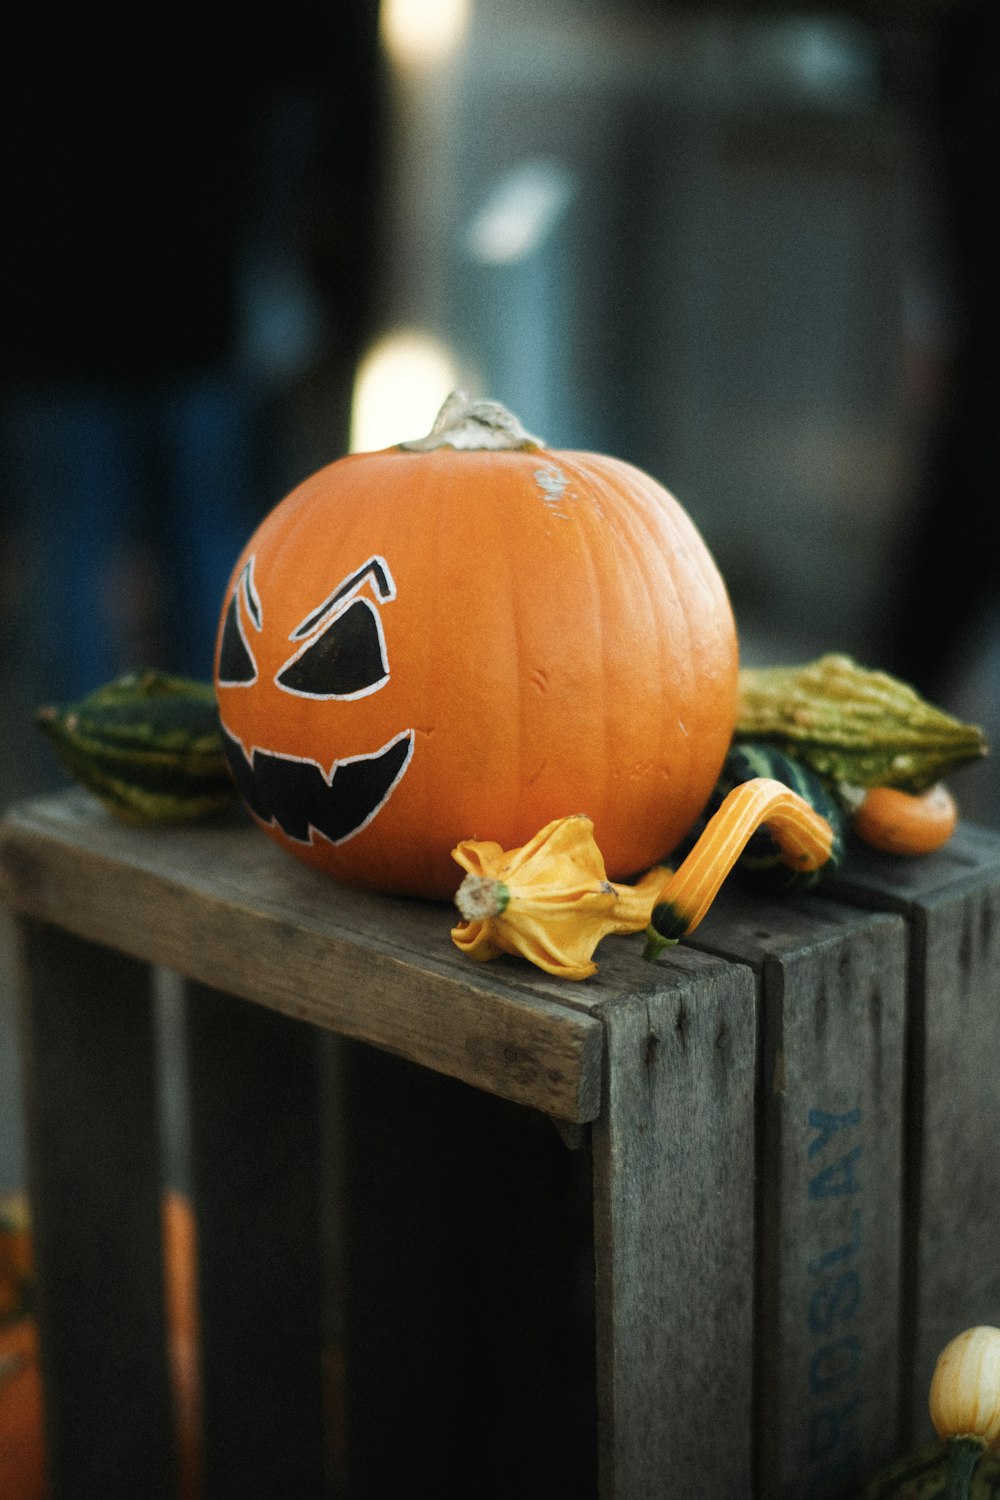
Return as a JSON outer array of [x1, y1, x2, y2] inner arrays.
[[1, 791, 998, 1499]]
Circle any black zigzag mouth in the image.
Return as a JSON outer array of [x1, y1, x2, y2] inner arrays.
[[221, 725, 414, 847]]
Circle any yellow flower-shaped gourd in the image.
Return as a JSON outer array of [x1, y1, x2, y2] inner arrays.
[[451, 781, 838, 981], [451, 814, 667, 980]]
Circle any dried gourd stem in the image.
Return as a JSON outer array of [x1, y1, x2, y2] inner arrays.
[[399, 391, 543, 452], [454, 873, 510, 921], [644, 778, 835, 959]]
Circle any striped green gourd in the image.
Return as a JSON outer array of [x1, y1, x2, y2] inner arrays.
[[858, 1439, 1000, 1498], [36, 671, 238, 824], [683, 741, 845, 892]]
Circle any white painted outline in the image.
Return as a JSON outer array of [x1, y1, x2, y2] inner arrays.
[[289, 555, 396, 641], [241, 556, 263, 630]]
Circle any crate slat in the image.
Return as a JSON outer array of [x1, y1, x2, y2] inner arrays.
[[13, 918, 177, 1499], [592, 950, 757, 1499], [828, 827, 1000, 1445], [687, 888, 907, 1499]]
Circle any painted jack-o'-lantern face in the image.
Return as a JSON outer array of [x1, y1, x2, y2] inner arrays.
[[214, 394, 739, 901], [217, 555, 414, 850]]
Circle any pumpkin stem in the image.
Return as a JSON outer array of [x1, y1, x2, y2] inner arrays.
[[399, 391, 543, 452], [643, 777, 836, 960]]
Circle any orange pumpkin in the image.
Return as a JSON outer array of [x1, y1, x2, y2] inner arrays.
[[214, 393, 739, 899]]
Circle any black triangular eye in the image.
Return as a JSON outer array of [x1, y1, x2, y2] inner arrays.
[[218, 595, 256, 683], [217, 561, 260, 686], [277, 598, 388, 699]]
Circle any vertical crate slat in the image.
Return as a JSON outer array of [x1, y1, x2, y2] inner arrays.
[[184, 981, 328, 1499], [687, 889, 907, 1500], [591, 949, 757, 1500], [828, 826, 1000, 1445], [14, 918, 177, 1500]]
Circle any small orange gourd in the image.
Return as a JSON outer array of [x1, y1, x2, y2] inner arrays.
[[215, 393, 739, 899], [853, 782, 958, 856]]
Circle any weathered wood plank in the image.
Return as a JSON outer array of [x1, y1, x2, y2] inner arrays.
[[828, 827, 1000, 1446], [687, 887, 907, 1500], [184, 981, 327, 1498], [13, 918, 177, 1499], [591, 949, 757, 1500], [0, 792, 602, 1122]]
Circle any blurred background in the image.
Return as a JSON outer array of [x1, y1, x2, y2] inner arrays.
[[1, 0, 997, 1183]]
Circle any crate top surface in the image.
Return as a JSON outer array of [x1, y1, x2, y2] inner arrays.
[[0, 790, 746, 1123], [4, 791, 998, 1123]]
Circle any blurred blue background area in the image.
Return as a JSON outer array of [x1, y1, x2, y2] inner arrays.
[[1, 2, 378, 707], [1, 0, 998, 1189]]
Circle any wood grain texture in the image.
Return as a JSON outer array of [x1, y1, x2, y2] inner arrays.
[[0, 792, 602, 1122], [828, 827, 1000, 1447], [688, 885, 907, 1500], [592, 949, 757, 1500], [185, 981, 328, 1499], [13, 918, 177, 1499]]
